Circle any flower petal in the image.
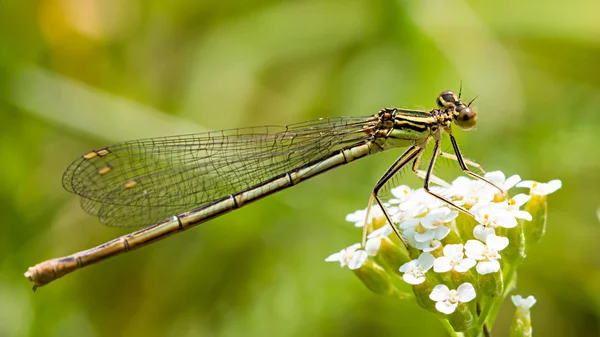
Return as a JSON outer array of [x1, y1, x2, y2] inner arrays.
[[512, 194, 531, 207], [418, 253, 435, 270], [399, 260, 416, 273], [457, 283, 476, 302], [476, 260, 500, 274], [435, 301, 458, 315], [484, 171, 506, 185], [545, 180, 562, 194], [486, 234, 509, 251], [443, 244, 464, 259], [429, 284, 451, 301], [433, 256, 452, 273], [465, 240, 485, 259], [419, 240, 441, 252], [415, 230, 435, 243], [511, 295, 537, 309], [455, 258, 477, 272], [403, 273, 425, 285], [400, 218, 421, 229], [433, 225, 451, 240], [516, 180, 535, 189], [473, 225, 495, 241], [504, 174, 522, 190], [513, 210, 532, 221], [365, 238, 382, 256], [348, 251, 368, 270], [325, 252, 341, 262]]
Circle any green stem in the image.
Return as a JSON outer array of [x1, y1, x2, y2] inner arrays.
[[484, 268, 517, 327], [476, 297, 494, 328], [440, 319, 463, 337]]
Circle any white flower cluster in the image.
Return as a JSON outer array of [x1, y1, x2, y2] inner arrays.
[[326, 171, 561, 315]]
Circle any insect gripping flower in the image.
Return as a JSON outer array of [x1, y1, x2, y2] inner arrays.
[[327, 172, 561, 336]]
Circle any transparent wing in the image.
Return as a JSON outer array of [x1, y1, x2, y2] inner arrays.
[[63, 116, 378, 227]]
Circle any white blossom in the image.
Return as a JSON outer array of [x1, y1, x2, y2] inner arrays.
[[448, 176, 495, 208], [399, 208, 454, 252], [389, 185, 414, 204], [465, 234, 509, 274], [471, 202, 519, 241], [397, 188, 443, 215], [516, 180, 562, 196], [421, 207, 458, 231], [399, 253, 434, 285], [504, 194, 533, 221], [415, 232, 448, 253], [433, 244, 476, 273], [325, 243, 368, 270], [484, 171, 521, 191], [345, 205, 385, 228], [511, 295, 537, 310], [429, 283, 476, 314]]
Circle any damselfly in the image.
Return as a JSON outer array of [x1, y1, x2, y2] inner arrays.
[[25, 90, 504, 289]]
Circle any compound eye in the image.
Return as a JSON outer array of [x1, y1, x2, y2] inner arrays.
[[454, 106, 477, 130], [436, 90, 459, 108]]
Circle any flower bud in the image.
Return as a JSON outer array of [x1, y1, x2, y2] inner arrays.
[[353, 259, 398, 296], [451, 269, 476, 289], [447, 302, 474, 332], [413, 280, 438, 313], [523, 195, 547, 246], [479, 271, 503, 299], [373, 237, 411, 276], [510, 295, 536, 337], [498, 223, 526, 266], [455, 212, 477, 241]]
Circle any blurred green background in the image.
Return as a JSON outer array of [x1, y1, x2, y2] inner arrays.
[[1, 0, 599, 336]]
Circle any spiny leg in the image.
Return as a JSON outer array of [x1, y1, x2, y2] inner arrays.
[[448, 134, 508, 199], [412, 151, 452, 188], [423, 140, 475, 217], [361, 146, 423, 248], [438, 151, 486, 174]]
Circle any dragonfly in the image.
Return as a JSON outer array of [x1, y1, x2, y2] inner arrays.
[[25, 90, 504, 289]]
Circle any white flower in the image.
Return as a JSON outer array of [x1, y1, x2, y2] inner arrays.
[[421, 207, 458, 230], [433, 244, 476, 273], [504, 194, 533, 221], [365, 225, 393, 256], [511, 295, 537, 310], [345, 205, 385, 228], [400, 208, 453, 252], [484, 171, 521, 191], [448, 176, 495, 208], [465, 234, 509, 274], [429, 283, 476, 314], [417, 207, 456, 247], [397, 188, 443, 215], [325, 243, 368, 270], [516, 179, 562, 196], [399, 253, 434, 285], [471, 202, 519, 241], [389, 185, 414, 204], [415, 231, 448, 253]]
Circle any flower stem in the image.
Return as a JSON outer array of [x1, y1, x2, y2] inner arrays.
[[440, 319, 463, 337]]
